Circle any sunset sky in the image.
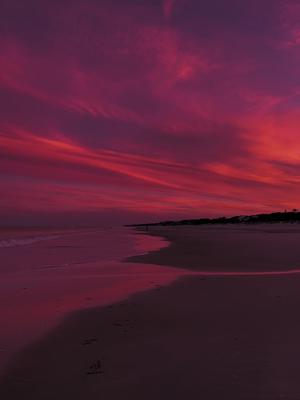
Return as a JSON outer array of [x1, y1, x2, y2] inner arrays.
[[1, 0, 300, 226]]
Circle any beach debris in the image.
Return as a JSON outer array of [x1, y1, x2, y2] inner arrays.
[[87, 359, 103, 375]]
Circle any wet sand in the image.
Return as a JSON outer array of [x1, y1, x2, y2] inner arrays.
[[0, 228, 180, 373], [2, 225, 300, 399]]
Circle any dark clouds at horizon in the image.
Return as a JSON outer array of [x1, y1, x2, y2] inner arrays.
[[1, 0, 300, 226]]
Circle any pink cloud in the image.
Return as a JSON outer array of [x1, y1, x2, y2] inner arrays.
[[163, 0, 176, 20]]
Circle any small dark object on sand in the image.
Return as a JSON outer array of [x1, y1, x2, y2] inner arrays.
[[87, 360, 103, 375]]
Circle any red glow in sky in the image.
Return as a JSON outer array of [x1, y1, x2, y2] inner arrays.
[[1, 0, 300, 225]]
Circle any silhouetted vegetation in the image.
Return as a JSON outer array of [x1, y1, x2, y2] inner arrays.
[[127, 210, 300, 227]]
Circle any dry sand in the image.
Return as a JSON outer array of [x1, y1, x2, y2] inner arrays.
[[1, 225, 300, 399], [127, 224, 300, 272]]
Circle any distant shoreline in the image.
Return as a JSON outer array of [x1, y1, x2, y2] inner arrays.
[[127, 210, 300, 227]]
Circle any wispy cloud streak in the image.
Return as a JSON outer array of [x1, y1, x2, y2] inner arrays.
[[1, 0, 300, 223]]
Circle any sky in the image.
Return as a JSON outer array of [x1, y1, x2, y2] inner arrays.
[[1, 0, 300, 226]]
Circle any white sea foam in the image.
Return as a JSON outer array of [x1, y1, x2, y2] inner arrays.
[[0, 235, 60, 248]]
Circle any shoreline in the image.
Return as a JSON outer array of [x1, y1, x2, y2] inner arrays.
[[2, 225, 300, 398], [0, 227, 181, 375]]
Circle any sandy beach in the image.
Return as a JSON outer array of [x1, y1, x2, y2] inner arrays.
[[2, 225, 300, 399], [128, 224, 300, 272]]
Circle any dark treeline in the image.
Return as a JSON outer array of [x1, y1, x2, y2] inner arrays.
[[127, 210, 300, 227]]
